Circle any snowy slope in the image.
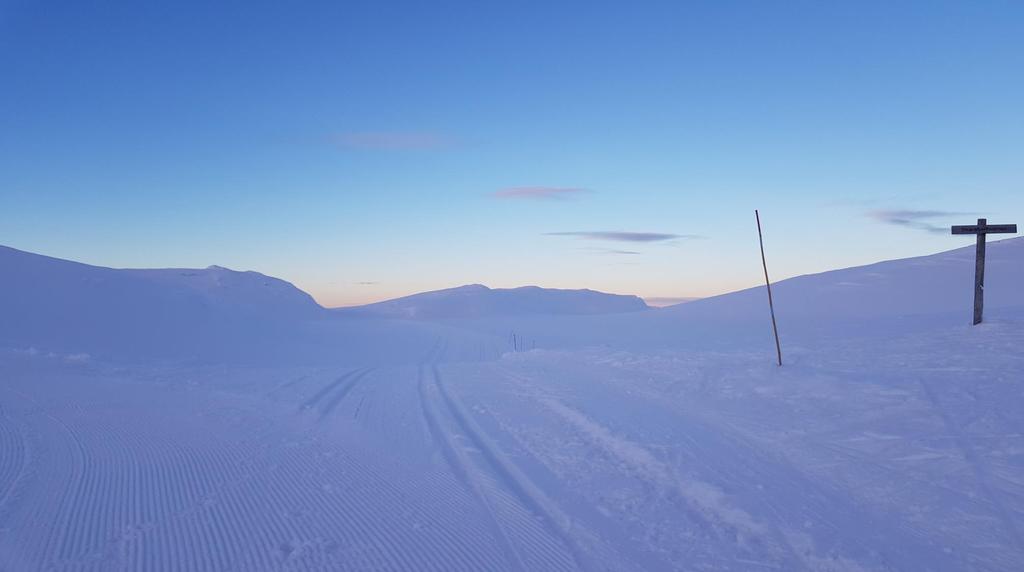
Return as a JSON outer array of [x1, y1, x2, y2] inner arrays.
[[338, 283, 649, 319], [122, 265, 323, 319], [0, 245, 331, 361], [666, 236, 1024, 321], [433, 237, 1024, 352], [644, 235, 1024, 348], [1, 240, 1022, 571], [0, 246, 493, 367]]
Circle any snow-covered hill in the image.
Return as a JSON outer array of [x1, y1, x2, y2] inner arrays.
[[338, 283, 649, 319], [3, 238, 1022, 361], [123, 265, 323, 318], [668, 236, 1024, 321], [0, 245, 324, 361], [443, 237, 1024, 352], [1, 240, 1023, 570], [647, 235, 1024, 347], [3, 238, 1021, 361]]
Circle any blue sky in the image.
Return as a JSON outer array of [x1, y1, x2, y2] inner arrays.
[[2, 1, 1022, 306]]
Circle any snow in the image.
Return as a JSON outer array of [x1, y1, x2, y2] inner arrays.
[[0, 239, 1022, 570], [337, 284, 649, 319]]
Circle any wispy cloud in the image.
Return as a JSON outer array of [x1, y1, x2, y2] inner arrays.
[[867, 209, 973, 234], [545, 231, 703, 243], [492, 187, 589, 200], [579, 246, 641, 255], [354, 281, 379, 285], [328, 132, 453, 150]]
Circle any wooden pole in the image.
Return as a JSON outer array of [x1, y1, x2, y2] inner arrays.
[[952, 218, 1016, 325], [755, 210, 783, 366], [974, 217, 986, 325]]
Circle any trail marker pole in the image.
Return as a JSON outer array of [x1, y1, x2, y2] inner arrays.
[[755, 210, 783, 366], [951, 218, 1017, 325]]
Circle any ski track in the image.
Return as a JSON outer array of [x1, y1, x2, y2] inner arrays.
[[426, 368, 590, 571], [265, 371, 316, 397], [316, 369, 374, 420], [492, 363, 986, 571], [0, 357, 535, 571], [415, 337, 524, 570], [417, 364, 528, 571], [3, 321, 1021, 571], [413, 338, 605, 571], [498, 371, 803, 569], [299, 367, 371, 413]]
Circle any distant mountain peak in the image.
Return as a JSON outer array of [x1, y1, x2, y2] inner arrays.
[[338, 284, 648, 319]]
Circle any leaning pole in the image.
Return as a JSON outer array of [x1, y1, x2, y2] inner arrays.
[[755, 210, 782, 367]]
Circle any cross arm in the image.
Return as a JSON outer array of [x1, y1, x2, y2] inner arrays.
[[951, 224, 1017, 235]]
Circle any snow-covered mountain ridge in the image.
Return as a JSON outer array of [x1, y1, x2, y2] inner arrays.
[[338, 283, 649, 319], [2, 239, 1023, 570], [0, 245, 322, 360], [667, 235, 1024, 321], [2, 237, 1021, 359]]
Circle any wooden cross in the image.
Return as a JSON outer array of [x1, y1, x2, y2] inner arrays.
[[951, 218, 1017, 325]]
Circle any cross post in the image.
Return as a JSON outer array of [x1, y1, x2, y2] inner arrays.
[[951, 218, 1018, 325]]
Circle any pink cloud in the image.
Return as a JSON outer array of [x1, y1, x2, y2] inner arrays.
[[492, 187, 589, 200]]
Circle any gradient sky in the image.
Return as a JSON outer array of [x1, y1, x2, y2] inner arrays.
[[2, 1, 1022, 307]]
